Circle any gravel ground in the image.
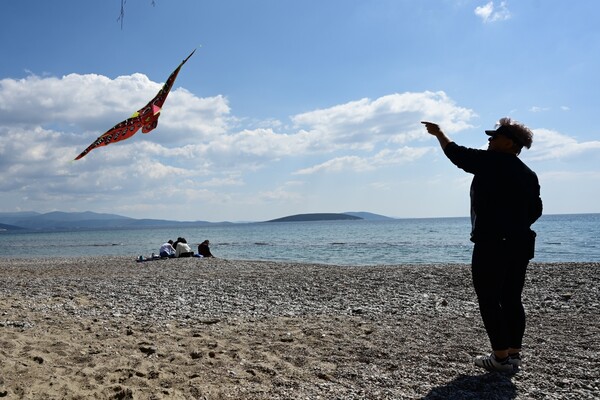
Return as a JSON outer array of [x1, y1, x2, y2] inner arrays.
[[0, 256, 598, 399]]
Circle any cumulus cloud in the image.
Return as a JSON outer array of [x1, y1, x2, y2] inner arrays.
[[294, 147, 432, 175], [528, 128, 600, 161], [3, 71, 598, 220], [475, 1, 511, 23], [292, 91, 475, 150], [258, 187, 303, 202], [0, 74, 230, 143], [540, 170, 600, 181], [0, 72, 477, 218], [529, 105, 571, 113]]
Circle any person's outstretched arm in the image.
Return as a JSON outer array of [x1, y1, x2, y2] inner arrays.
[[421, 121, 452, 149]]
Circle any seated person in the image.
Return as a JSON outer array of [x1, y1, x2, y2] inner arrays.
[[198, 240, 214, 258], [159, 240, 176, 258], [175, 238, 194, 258], [172, 237, 183, 251]]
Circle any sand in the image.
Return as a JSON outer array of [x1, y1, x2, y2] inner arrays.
[[0, 256, 598, 399]]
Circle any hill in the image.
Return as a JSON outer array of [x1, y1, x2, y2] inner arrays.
[[266, 213, 362, 223], [343, 211, 396, 221], [0, 210, 394, 231], [0, 212, 41, 225], [0, 211, 221, 232], [0, 223, 25, 232]]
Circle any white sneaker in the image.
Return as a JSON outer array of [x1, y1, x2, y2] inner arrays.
[[508, 353, 522, 367], [474, 353, 517, 372]]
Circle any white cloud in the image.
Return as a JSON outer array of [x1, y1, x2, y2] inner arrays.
[[205, 128, 311, 159], [0, 75, 474, 173], [528, 128, 600, 161], [259, 187, 303, 202], [201, 175, 245, 187], [294, 147, 432, 175], [529, 106, 550, 113], [475, 1, 511, 23], [292, 91, 475, 151], [0, 73, 230, 142], [540, 170, 600, 181], [0, 70, 598, 220], [294, 155, 373, 175]]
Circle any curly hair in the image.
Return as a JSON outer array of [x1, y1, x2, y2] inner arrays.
[[496, 117, 533, 149]]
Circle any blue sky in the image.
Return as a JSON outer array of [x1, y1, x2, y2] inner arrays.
[[1, 1, 599, 222]]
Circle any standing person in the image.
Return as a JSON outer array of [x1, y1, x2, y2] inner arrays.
[[422, 118, 542, 372], [198, 240, 214, 258]]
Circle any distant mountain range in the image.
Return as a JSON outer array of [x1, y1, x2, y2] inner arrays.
[[0, 211, 223, 232], [0, 211, 396, 232]]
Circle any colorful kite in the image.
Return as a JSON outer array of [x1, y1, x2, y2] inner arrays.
[[74, 49, 196, 160]]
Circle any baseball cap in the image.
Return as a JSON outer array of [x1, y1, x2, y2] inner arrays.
[[485, 124, 531, 148]]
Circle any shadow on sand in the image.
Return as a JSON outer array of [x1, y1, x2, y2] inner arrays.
[[422, 372, 517, 400]]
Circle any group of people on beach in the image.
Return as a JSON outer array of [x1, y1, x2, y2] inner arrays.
[[158, 237, 214, 258]]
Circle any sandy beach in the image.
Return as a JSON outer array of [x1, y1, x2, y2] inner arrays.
[[1, 257, 598, 399]]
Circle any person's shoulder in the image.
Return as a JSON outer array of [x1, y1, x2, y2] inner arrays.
[[512, 155, 535, 169], [520, 160, 539, 178]]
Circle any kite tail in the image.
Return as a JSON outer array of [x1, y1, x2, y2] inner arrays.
[[73, 49, 196, 160]]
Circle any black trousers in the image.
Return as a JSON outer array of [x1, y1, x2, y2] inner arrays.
[[471, 240, 530, 351]]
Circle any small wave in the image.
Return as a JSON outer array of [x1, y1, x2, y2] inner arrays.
[[329, 242, 372, 246], [52, 243, 124, 248]]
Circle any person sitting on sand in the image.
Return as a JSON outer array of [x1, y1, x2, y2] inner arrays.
[[198, 240, 214, 258], [175, 238, 194, 258], [172, 237, 183, 251], [159, 240, 176, 258]]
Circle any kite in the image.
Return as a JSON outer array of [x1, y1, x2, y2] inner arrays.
[[74, 49, 196, 160]]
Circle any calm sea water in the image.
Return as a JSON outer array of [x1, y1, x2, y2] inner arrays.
[[0, 214, 598, 265]]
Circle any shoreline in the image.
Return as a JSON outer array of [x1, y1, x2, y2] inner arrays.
[[1, 257, 598, 399]]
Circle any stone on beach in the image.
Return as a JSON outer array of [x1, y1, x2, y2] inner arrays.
[[0, 256, 598, 399]]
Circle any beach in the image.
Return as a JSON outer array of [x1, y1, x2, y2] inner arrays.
[[1, 257, 598, 399]]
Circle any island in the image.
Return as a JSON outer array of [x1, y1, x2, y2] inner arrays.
[[265, 213, 363, 223]]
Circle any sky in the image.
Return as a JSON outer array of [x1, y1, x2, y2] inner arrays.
[[1, 1, 600, 222]]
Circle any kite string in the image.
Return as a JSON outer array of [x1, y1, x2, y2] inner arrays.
[[118, 0, 126, 30], [118, 1, 157, 30]]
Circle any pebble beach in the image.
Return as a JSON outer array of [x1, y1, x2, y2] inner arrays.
[[1, 256, 598, 399]]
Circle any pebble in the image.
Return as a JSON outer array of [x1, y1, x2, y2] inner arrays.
[[1, 257, 599, 400]]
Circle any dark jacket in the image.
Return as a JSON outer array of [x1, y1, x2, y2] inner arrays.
[[444, 142, 543, 243], [198, 242, 213, 257]]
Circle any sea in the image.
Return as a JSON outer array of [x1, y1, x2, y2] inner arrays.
[[0, 214, 598, 265]]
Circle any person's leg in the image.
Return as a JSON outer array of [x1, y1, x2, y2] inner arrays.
[[500, 250, 529, 355], [472, 241, 510, 353]]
